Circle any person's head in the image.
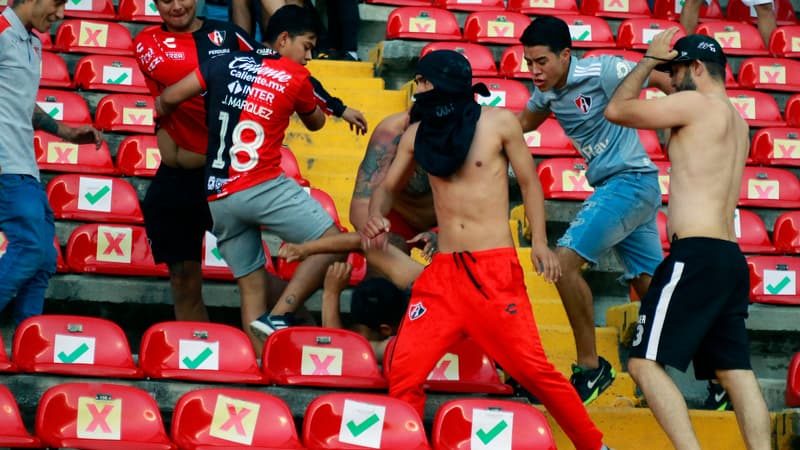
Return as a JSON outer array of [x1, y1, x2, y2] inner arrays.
[[655, 34, 727, 92], [413, 49, 490, 97], [263, 4, 320, 65], [12, 0, 66, 33], [519, 16, 573, 91], [154, 0, 199, 33], [349, 277, 408, 341]]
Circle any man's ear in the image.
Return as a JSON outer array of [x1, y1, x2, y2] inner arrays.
[[274, 30, 290, 50]]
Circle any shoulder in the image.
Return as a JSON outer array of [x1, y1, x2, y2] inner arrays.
[[481, 107, 517, 128]]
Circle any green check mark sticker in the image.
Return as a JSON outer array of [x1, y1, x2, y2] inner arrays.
[[106, 73, 129, 84], [346, 413, 379, 437], [211, 248, 222, 260], [47, 107, 60, 118], [148, 1, 156, 10], [487, 96, 503, 107], [84, 185, 110, 205], [476, 419, 508, 445], [69, 0, 81, 5], [57, 342, 89, 363], [766, 276, 791, 294], [576, 30, 591, 40], [182, 347, 213, 369]]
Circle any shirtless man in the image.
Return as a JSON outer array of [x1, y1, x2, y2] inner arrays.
[[605, 30, 771, 450], [362, 50, 609, 450]]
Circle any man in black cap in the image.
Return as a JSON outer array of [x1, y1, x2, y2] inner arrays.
[[606, 30, 771, 450], [362, 50, 610, 450]]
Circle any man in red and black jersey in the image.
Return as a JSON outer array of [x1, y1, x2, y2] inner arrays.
[[156, 6, 345, 353]]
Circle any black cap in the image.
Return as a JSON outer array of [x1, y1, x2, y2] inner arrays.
[[350, 278, 408, 331], [655, 34, 727, 72], [416, 50, 490, 97]]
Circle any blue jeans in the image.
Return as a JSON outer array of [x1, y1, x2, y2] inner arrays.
[[0, 174, 56, 325]]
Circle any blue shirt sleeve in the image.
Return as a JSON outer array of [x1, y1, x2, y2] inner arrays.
[[526, 88, 550, 113], [599, 55, 649, 97]]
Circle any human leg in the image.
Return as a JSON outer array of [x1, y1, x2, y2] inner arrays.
[[554, 246, 598, 368], [715, 369, 770, 450], [167, 261, 209, 322], [753, 2, 777, 48], [680, 0, 704, 32]]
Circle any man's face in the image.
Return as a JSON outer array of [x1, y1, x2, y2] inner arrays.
[[29, 0, 65, 33], [156, 0, 197, 32], [278, 32, 316, 65], [414, 75, 433, 94], [670, 63, 696, 92], [523, 45, 571, 92]]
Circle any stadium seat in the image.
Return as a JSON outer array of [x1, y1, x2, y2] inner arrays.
[[499, 45, 531, 79], [463, 11, 531, 45], [726, 0, 797, 26], [639, 129, 666, 161], [280, 145, 311, 187], [46, 174, 143, 224], [787, 94, 800, 127], [507, 0, 579, 16], [421, 42, 499, 77], [65, 223, 168, 276], [302, 392, 430, 450], [726, 63, 740, 88], [472, 77, 530, 112], [40, 51, 71, 88], [12, 314, 142, 378], [583, 48, 644, 61], [139, 321, 266, 384], [116, 134, 161, 177], [0, 385, 40, 448], [433, 0, 504, 11], [657, 210, 670, 250], [33, 28, 53, 50], [383, 337, 513, 394], [63, 0, 115, 20], [747, 255, 800, 305], [727, 89, 785, 127], [34, 131, 117, 175], [560, 14, 616, 48], [94, 93, 156, 133], [696, 21, 769, 56], [735, 208, 778, 253], [537, 157, 595, 200], [366, 0, 430, 5], [772, 210, 800, 253], [654, 160, 671, 203], [581, 0, 651, 19], [787, 352, 800, 407], [55, 19, 135, 55], [525, 119, 577, 156], [385, 7, 463, 41], [737, 57, 800, 92], [117, 0, 163, 22], [36, 382, 175, 450], [73, 55, 149, 93], [750, 127, 800, 166], [171, 388, 304, 450], [616, 19, 686, 50], [202, 231, 277, 280], [652, 0, 724, 24], [36, 88, 92, 128], [262, 327, 387, 389], [738, 166, 800, 208], [640, 86, 667, 100], [432, 398, 556, 450], [769, 25, 800, 58], [307, 186, 343, 226], [0, 332, 14, 372]]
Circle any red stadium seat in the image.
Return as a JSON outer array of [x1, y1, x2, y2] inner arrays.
[[47, 174, 143, 224], [772, 210, 800, 253], [735, 208, 777, 253], [472, 77, 530, 112], [56, 236, 69, 272], [63, 0, 115, 20], [726, 63, 740, 88], [787, 352, 800, 407], [0, 332, 15, 372], [94, 93, 156, 133], [787, 94, 800, 128], [657, 210, 669, 250], [750, 127, 800, 166], [639, 129, 666, 161], [55, 19, 134, 55], [463, 11, 531, 45], [139, 321, 266, 384], [117, 0, 163, 22], [66, 223, 169, 276], [727, 89, 785, 127], [616, 19, 686, 50], [73, 55, 149, 93], [769, 25, 800, 58], [262, 327, 387, 389], [726, 0, 797, 26], [433, 0, 504, 11], [581, 0, 652, 19], [652, 0, 724, 25], [738, 166, 800, 208], [280, 145, 311, 187], [525, 118, 577, 156], [654, 160, 671, 203], [696, 21, 769, 56], [0, 385, 40, 448], [366, 0, 430, 5], [116, 134, 161, 177], [35, 382, 175, 450], [537, 157, 595, 200], [36, 88, 92, 128], [302, 393, 430, 450], [561, 14, 616, 48], [737, 57, 800, 92], [201, 231, 277, 280], [421, 42, 499, 77], [12, 314, 142, 378], [171, 388, 304, 450], [34, 131, 117, 175], [385, 7, 462, 41], [583, 48, 644, 61], [307, 186, 343, 226], [747, 255, 800, 305], [432, 398, 556, 450], [40, 51, 71, 88], [33, 28, 54, 50], [507, 0, 579, 16], [499, 45, 531, 79]]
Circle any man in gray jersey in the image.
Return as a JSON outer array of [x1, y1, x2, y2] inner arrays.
[[518, 16, 671, 404]]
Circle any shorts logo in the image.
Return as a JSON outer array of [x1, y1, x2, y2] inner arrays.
[[574, 94, 592, 114], [408, 302, 426, 321], [208, 30, 226, 46]]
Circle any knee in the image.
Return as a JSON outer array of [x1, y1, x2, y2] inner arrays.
[[555, 247, 585, 276], [627, 357, 655, 383]]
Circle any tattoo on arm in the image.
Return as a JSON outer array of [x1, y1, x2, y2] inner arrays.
[[32, 108, 59, 136], [283, 295, 295, 305], [352, 134, 402, 199]]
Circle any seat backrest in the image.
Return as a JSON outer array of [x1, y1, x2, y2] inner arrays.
[[433, 0, 505, 11], [40, 51, 71, 88], [35, 382, 175, 449], [727, 89, 785, 127], [499, 45, 531, 79], [421, 42, 498, 77], [139, 321, 265, 384], [536, 157, 595, 200], [302, 392, 430, 450], [580, 0, 652, 19], [696, 21, 769, 55], [472, 77, 530, 112], [772, 210, 800, 253], [34, 131, 117, 175], [652, 0, 723, 24], [507, 0, 579, 16], [583, 47, 644, 61], [654, 160, 671, 204], [739, 166, 800, 208], [63, 0, 115, 20], [750, 127, 800, 166], [171, 388, 303, 449], [262, 327, 387, 389], [55, 19, 134, 55], [0, 385, 40, 448], [117, 0, 163, 22], [616, 19, 686, 50], [463, 11, 531, 45], [202, 231, 277, 280], [386, 7, 463, 41], [116, 134, 161, 176], [747, 255, 800, 305], [0, 332, 15, 372], [524, 118, 577, 156], [737, 57, 800, 92], [638, 129, 666, 161], [94, 93, 156, 133], [279, 145, 310, 187], [769, 25, 800, 58], [657, 210, 669, 250], [786, 352, 800, 407], [308, 187, 342, 225], [787, 94, 800, 128], [735, 208, 777, 253], [66, 223, 169, 276], [46, 174, 143, 224], [432, 398, 556, 450], [36, 88, 92, 128], [560, 14, 616, 47], [12, 314, 142, 378], [726, 0, 797, 26], [73, 54, 149, 93]]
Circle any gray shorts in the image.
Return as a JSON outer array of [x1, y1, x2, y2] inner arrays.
[[208, 174, 334, 278]]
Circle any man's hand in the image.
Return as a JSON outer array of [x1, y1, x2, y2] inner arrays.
[[407, 231, 438, 260], [342, 107, 368, 136], [278, 243, 308, 262], [64, 125, 103, 149], [360, 215, 391, 250], [646, 27, 680, 62], [324, 262, 352, 293], [531, 245, 561, 283]]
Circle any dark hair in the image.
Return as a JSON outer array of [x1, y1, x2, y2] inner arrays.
[[262, 4, 320, 45], [350, 277, 408, 332], [519, 16, 572, 53], [703, 61, 726, 83]]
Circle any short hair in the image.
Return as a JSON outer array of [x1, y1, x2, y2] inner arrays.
[[519, 16, 572, 53], [262, 4, 320, 45], [350, 277, 408, 332], [703, 61, 726, 83]]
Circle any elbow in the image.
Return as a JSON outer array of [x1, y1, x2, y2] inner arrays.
[[604, 104, 622, 124], [303, 110, 326, 131]]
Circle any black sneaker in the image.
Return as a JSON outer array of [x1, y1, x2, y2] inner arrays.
[[703, 380, 733, 411], [570, 356, 616, 405], [249, 312, 295, 342]]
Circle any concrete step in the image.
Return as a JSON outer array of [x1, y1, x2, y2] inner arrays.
[[540, 325, 621, 374], [306, 59, 375, 79]]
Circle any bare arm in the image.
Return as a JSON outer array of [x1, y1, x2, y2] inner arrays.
[[321, 262, 351, 329], [155, 71, 204, 117], [298, 106, 325, 131], [33, 105, 103, 148], [647, 69, 673, 94], [230, 0, 253, 35], [517, 108, 550, 133], [279, 233, 362, 262], [349, 122, 403, 230]]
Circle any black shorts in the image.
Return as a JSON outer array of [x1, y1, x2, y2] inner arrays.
[[629, 237, 752, 379], [142, 164, 212, 265]]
